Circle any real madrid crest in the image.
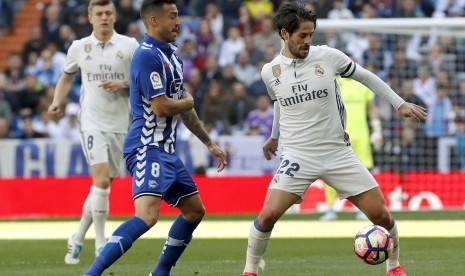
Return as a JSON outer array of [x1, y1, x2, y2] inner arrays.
[[315, 64, 324, 76], [272, 64, 281, 78], [84, 44, 92, 53], [116, 50, 124, 60], [272, 64, 281, 85]]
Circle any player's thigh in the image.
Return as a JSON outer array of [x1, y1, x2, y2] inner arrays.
[[322, 147, 378, 199], [348, 186, 386, 214], [81, 130, 112, 184], [270, 153, 320, 198], [177, 193, 205, 222], [260, 188, 301, 221], [265, 155, 319, 220], [103, 132, 125, 178], [134, 195, 162, 226], [90, 163, 111, 188], [80, 130, 108, 166], [127, 148, 176, 203], [164, 155, 199, 208]]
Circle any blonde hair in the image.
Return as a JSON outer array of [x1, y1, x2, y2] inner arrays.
[[88, 0, 114, 12]]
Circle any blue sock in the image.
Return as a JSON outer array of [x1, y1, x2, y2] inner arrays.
[[85, 216, 149, 276], [153, 215, 201, 276]]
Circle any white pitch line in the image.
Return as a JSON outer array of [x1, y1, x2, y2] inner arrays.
[[0, 220, 463, 240]]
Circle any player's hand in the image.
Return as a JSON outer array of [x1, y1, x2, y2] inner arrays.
[[263, 137, 279, 160], [370, 120, 383, 152], [182, 92, 194, 109], [370, 131, 383, 152], [207, 142, 227, 172], [398, 102, 427, 121], [48, 102, 63, 120], [99, 80, 126, 93]]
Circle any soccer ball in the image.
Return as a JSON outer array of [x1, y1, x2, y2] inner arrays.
[[354, 225, 394, 265]]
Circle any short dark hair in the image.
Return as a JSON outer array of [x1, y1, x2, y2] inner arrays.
[[140, 0, 176, 26], [274, 2, 317, 39]]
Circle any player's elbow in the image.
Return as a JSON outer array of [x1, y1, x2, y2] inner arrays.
[[149, 101, 170, 117], [152, 107, 170, 117]]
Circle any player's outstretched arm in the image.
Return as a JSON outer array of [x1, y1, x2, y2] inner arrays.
[[397, 102, 427, 121], [48, 72, 74, 119], [180, 108, 227, 172]]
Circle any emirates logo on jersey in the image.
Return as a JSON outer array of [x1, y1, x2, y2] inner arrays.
[[315, 64, 324, 76]]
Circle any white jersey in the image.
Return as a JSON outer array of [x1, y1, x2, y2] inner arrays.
[[64, 32, 139, 133], [262, 45, 358, 155]]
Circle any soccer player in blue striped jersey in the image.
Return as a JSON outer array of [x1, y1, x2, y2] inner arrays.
[[84, 1, 227, 275]]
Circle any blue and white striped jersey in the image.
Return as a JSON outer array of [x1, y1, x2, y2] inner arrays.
[[123, 34, 185, 156]]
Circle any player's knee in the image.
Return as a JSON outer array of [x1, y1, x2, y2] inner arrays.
[[370, 208, 391, 227], [140, 215, 158, 228], [135, 209, 159, 227], [94, 177, 111, 189], [184, 205, 205, 222], [258, 211, 279, 228]]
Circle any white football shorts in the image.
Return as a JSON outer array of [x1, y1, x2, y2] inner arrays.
[[269, 146, 378, 199], [80, 130, 125, 178]]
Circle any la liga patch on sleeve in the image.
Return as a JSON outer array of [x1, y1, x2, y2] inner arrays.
[[150, 72, 163, 89]]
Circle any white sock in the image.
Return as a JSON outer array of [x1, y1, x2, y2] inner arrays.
[[90, 186, 110, 249], [74, 192, 92, 243], [386, 218, 400, 271], [244, 219, 272, 274]]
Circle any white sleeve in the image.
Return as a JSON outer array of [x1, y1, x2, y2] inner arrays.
[[270, 100, 280, 139], [63, 41, 79, 74], [327, 46, 354, 74], [346, 63, 405, 110], [261, 64, 279, 138]]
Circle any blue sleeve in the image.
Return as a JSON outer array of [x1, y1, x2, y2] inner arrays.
[[136, 49, 166, 100]]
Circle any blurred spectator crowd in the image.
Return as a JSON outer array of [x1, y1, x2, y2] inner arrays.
[[0, 0, 465, 171]]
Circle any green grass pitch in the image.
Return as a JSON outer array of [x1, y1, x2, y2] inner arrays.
[[1, 211, 464, 276], [1, 238, 464, 275]]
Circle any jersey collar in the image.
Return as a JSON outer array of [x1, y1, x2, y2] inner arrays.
[[278, 49, 309, 65], [90, 31, 118, 46], [142, 34, 178, 55]]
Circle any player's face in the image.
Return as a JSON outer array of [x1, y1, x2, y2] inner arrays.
[[286, 21, 315, 59], [88, 4, 116, 36], [155, 4, 180, 43]]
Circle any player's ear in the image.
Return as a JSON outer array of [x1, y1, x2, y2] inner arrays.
[[280, 28, 289, 40], [150, 16, 158, 26]]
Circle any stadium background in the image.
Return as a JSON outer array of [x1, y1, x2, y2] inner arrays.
[[0, 0, 464, 216], [1, 1, 465, 275]]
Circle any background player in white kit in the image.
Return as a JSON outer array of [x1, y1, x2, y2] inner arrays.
[[47, 0, 139, 265], [241, 2, 426, 276]]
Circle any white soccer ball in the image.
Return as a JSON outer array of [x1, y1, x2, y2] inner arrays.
[[354, 225, 394, 265]]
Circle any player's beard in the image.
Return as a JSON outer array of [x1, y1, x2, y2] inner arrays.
[[288, 40, 309, 59], [159, 27, 178, 43]]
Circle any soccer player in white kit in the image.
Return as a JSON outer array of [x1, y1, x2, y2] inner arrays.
[[241, 3, 426, 276], [47, 0, 139, 265]]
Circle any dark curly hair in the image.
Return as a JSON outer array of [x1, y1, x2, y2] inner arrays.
[[274, 2, 318, 39]]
